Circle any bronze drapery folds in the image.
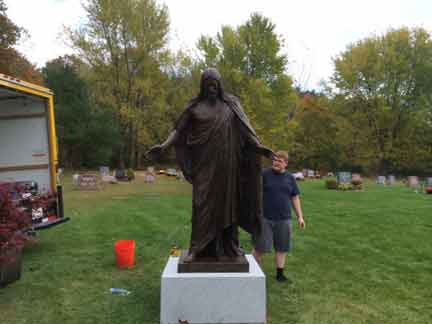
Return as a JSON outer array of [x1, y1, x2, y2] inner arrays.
[[148, 68, 273, 262]]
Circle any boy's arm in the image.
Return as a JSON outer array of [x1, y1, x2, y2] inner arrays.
[[291, 195, 305, 229]]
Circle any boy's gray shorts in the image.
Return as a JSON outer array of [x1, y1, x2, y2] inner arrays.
[[253, 218, 292, 252]]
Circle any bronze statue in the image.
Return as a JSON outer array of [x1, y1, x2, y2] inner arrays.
[[148, 68, 273, 263]]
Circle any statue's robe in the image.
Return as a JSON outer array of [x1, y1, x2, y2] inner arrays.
[[174, 93, 263, 257]]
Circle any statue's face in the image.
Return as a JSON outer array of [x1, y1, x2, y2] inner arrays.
[[203, 78, 219, 100]]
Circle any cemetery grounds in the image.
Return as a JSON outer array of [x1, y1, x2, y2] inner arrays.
[[0, 173, 431, 324]]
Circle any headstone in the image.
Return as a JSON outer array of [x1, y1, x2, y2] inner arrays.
[[387, 175, 396, 185], [160, 255, 266, 324], [427, 177, 432, 187], [337, 171, 352, 184], [147, 166, 156, 176], [407, 176, 419, 188], [72, 174, 80, 186], [78, 173, 100, 190], [167, 168, 177, 176], [176, 171, 185, 181], [352, 173, 362, 182], [102, 175, 117, 184], [144, 167, 156, 183], [377, 176, 386, 185], [114, 169, 129, 181], [145, 173, 155, 183], [307, 170, 315, 178], [99, 166, 110, 177], [293, 172, 304, 180]]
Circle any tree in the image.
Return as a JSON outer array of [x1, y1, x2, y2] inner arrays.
[[331, 28, 432, 173], [238, 13, 287, 84], [68, 0, 170, 167], [0, 0, 22, 49], [0, 0, 43, 84], [197, 13, 296, 149], [43, 56, 120, 168], [287, 94, 347, 171]]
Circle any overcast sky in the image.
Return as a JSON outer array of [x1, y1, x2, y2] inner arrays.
[[5, 0, 432, 90]]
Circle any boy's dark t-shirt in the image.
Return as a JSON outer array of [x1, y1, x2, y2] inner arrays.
[[262, 168, 300, 221]]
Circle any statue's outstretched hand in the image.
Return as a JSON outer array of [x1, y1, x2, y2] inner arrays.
[[146, 144, 165, 161], [259, 146, 275, 159]]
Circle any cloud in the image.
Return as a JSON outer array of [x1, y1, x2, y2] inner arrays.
[[5, 0, 84, 67], [5, 0, 432, 90]]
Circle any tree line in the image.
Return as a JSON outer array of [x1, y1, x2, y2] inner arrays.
[[1, 0, 431, 175]]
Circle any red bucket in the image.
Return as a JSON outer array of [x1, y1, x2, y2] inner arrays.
[[114, 240, 135, 269]]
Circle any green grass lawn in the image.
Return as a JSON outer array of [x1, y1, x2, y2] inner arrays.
[[1, 174, 431, 324]]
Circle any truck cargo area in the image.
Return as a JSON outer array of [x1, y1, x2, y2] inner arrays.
[[0, 76, 68, 229]]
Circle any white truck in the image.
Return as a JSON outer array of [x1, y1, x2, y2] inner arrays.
[[0, 73, 67, 229]]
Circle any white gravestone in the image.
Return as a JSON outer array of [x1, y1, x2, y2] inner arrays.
[[377, 176, 386, 185], [407, 176, 419, 188], [160, 255, 266, 324], [72, 174, 80, 186], [144, 167, 156, 183], [102, 175, 117, 184], [99, 166, 110, 177], [145, 173, 155, 183], [387, 175, 396, 185]]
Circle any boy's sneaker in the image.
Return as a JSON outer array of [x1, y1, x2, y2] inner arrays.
[[276, 273, 292, 283]]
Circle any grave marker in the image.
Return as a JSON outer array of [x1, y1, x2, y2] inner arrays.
[[78, 173, 100, 191], [72, 174, 80, 186], [407, 176, 419, 188], [99, 166, 110, 177], [387, 175, 396, 185], [144, 166, 156, 183], [337, 171, 352, 184], [147, 166, 156, 175], [377, 176, 386, 185]]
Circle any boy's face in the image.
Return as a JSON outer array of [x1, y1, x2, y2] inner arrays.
[[272, 156, 288, 173]]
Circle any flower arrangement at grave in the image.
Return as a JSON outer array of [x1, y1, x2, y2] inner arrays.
[[337, 183, 354, 191], [425, 178, 432, 194], [325, 178, 338, 190], [351, 179, 363, 191], [127, 168, 135, 181]]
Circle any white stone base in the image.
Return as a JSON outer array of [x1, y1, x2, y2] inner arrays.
[[160, 254, 266, 324]]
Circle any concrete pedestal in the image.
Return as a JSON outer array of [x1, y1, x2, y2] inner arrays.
[[160, 254, 266, 324]]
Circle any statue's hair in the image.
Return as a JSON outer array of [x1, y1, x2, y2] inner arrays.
[[198, 68, 224, 100]]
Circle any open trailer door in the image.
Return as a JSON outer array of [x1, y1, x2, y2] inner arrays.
[[0, 73, 68, 230]]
